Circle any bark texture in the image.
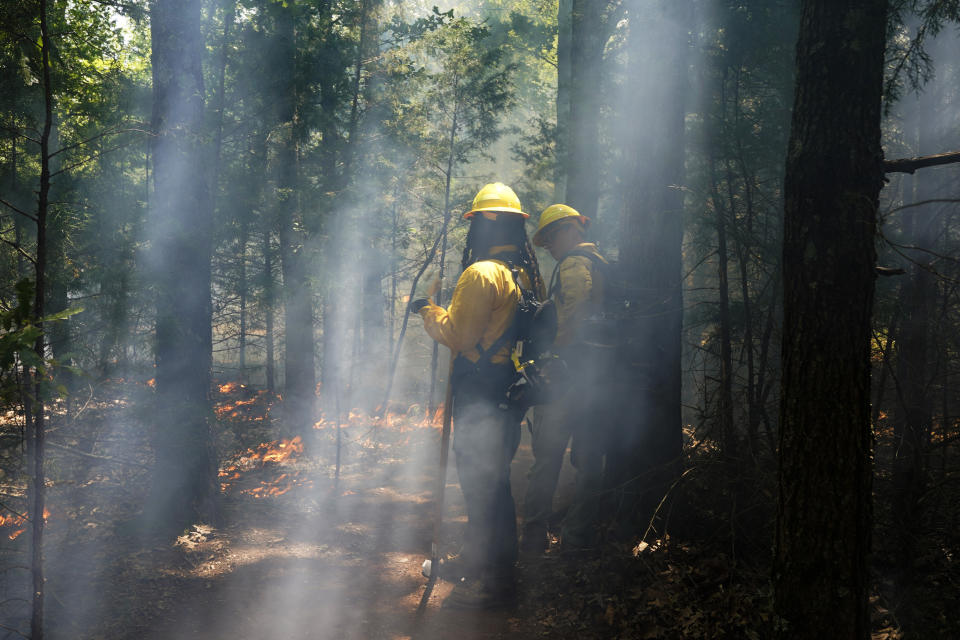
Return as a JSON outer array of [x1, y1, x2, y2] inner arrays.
[[773, 1, 887, 637], [148, 0, 216, 533]]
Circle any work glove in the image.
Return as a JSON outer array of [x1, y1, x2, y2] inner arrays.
[[415, 275, 441, 300], [409, 298, 430, 314], [410, 276, 442, 314]]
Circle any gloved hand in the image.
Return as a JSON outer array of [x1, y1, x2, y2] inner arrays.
[[410, 276, 442, 315], [416, 275, 441, 300], [409, 298, 430, 314]]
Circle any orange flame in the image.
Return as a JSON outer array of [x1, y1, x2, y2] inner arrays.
[[146, 378, 156, 388], [219, 436, 306, 496], [1, 508, 50, 540]]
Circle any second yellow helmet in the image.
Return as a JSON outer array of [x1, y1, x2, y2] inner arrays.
[[533, 203, 590, 246]]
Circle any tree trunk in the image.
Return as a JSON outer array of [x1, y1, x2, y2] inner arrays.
[[274, 2, 316, 436], [890, 119, 938, 598], [715, 164, 736, 457], [555, 0, 573, 202], [238, 220, 248, 381], [262, 228, 276, 394], [147, 0, 216, 535], [612, 0, 691, 521], [428, 104, 458, 416], [773, 1, 887, 637], [31, 1, 54, 634], [45, 113, 72, 377], [565, 0, 605, 221]]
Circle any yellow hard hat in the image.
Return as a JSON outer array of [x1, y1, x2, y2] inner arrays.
[[464, 182, 528, 218], [532, 203, 589, 246]]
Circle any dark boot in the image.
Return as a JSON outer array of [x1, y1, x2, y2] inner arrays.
[[519, 522, 548, 555], [436, 551, 481, 582]]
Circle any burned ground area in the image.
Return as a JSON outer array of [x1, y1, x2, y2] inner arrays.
[[4, 378, 949, 639]]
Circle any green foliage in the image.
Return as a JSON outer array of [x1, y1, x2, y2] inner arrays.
[[0, 279, 82, 407], [886, 0, 960, 102]]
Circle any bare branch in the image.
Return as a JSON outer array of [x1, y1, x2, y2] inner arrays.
[[884, 150, 960, 174], [0, 237, 38, 266], [49, 139, 143, 179], [0, 126, 40, 145], [49, 126, 153, 159], [0, 199, 38, 223]]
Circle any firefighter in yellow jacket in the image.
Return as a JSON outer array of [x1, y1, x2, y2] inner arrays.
[[411, 182, 544, 609], [521, 203, 608, 553]]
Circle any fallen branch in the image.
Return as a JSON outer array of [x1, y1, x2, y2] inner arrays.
[[884, 150, 960, 174], [46, 441, 150, 469]]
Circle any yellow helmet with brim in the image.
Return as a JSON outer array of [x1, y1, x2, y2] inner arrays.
[[532, 203, 590, 246], [464, 182, 529, 219]]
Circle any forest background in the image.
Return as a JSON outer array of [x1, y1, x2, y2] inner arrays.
[[1, 0, 959, 638]]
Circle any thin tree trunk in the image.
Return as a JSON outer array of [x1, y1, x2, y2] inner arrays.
[[262, 229, 276, 394], [428, 103, 458, 416], [238, 222, 248, 381], [275, 3, 316, 436], [891, 121, 936, 590], [555, 0, 572, 202], [731, 67, 760, 453], [871, 307, 900, 429], [31, 1, 54, 634], [377, 227, 445, 416], [340, 0, 369, 181], [212, 0, 235, 192], [757, 265, 779, 457], [716, 167, 736, 457], [389, 200, 398, 356]]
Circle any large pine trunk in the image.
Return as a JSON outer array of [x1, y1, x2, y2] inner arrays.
[[773, 1, 887, 637], [612, 0, 691, 522], [147, 0, 216, 534]]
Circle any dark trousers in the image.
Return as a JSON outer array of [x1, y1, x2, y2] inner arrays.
[[451, 359, 522, 582]]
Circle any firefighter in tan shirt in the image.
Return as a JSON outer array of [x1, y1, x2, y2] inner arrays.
[[412, 182, 544, 609], [521, 204, 608, 553]]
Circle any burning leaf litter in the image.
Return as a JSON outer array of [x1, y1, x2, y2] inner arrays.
[[0, 507, 51, 540], [218, 436, 311, 497]]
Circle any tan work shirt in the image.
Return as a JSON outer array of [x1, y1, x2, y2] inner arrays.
[[551, 243, 606, 347]]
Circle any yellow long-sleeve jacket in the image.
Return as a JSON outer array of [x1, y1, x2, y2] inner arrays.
[[418, 246, 534, 364], [550, 242, 606, 347]]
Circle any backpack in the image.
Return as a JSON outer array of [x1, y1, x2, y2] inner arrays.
[[551, 247, 641, 354], [452, 258, 557, 412], [485, 259, 557, 412]]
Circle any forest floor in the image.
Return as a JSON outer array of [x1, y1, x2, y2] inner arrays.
[[0, 379, 945, 639]]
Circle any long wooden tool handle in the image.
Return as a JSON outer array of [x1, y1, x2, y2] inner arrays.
[[416, 353, 456, 616]]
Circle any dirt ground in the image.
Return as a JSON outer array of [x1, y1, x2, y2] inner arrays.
[[22, 381, 583, 640]]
